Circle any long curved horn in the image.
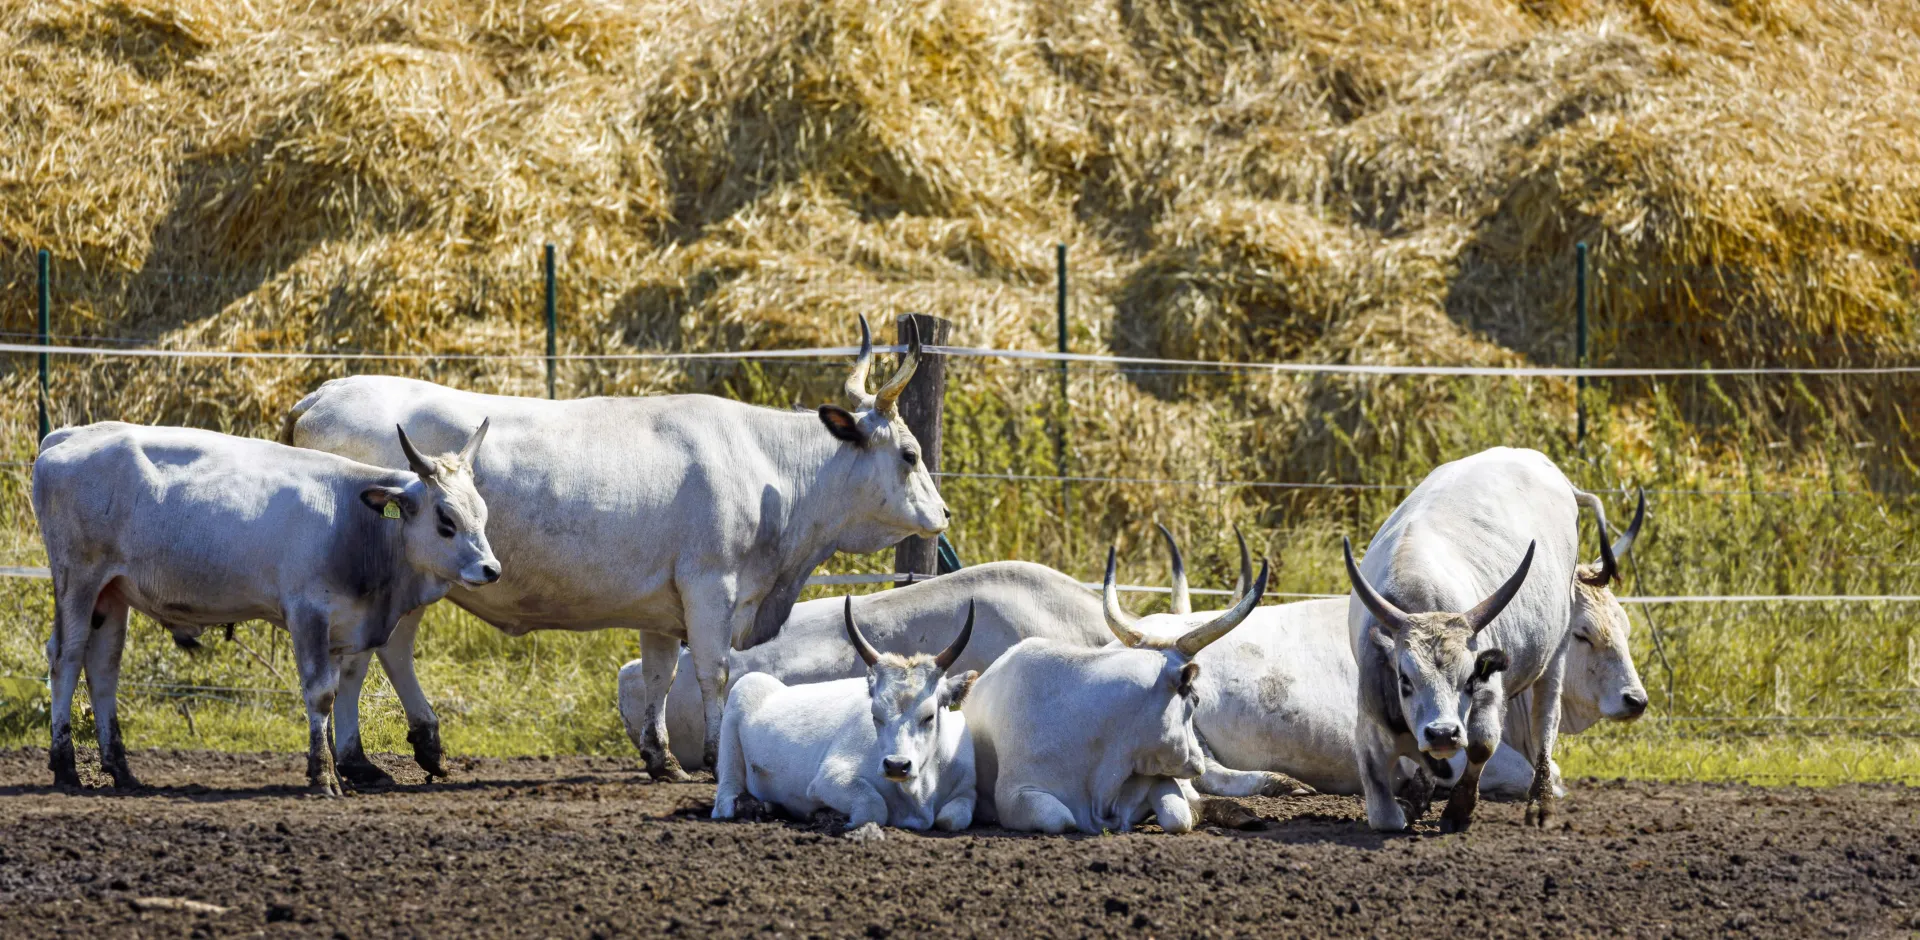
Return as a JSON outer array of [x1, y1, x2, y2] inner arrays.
[[934, 599, 974, 671], [1155, 523, 1190, 615], [843, 314, 875, 406], [872, 317, 921, 416], [1611, 488, 1647, 562], [843, 597, 881, 667], [396, 424, 435, 479], [1464, 540, 1536, 634], [457, 418, 491, 469], [1175, 558, 1270, 657], [1579, 502, 1615, 587], [1343, 537, 1410, 635], [1232, 525, 1252, 599], [1102, 546, 1146, 647]]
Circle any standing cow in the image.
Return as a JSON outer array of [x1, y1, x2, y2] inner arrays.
[[32, 421, 497, 794], [622, 560, 1109, 770], [961, 549, 1271, 834], [1343, 446, 1589, 832], [712, 598, 978, 832], [285, 317, 948, 781]]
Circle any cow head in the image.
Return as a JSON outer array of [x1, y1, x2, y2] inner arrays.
[[1102, 538, 1271, 778], [818, 315, 950, 550], [844, 596, 976, 786], [360, 420, 501, 589], [1343, 537, 1534, 761], [1566, 490, 1650, 729]]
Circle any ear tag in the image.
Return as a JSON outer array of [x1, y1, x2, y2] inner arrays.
[[383, 502, 402, 520], [948, 701, 962, 712]]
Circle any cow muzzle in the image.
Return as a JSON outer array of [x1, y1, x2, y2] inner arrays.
[[1610, 690, 1649, 721], [1420, 721, 1462, 759], [881, 757, 913, 781], [462, 560, 502, 587]]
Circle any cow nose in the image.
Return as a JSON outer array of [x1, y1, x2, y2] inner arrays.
[[479, 563, 501, 584], [882, 757, 912, 778], [1423, 722, 1461, 749], [1620, 691, 1649, 717], [943, 507, 953, 520]]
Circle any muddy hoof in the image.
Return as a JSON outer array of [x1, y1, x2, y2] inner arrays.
[[309, 774, 344, 798], [1199, 799, 1269, 831], [337, 759, 396, 789], [406, 725, 449, 778], [1439, 813, 1472, 834], [105, 768, 144, 790]]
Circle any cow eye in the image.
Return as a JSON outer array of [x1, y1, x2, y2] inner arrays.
[[1575, 633, 1594, 646], [902, 450, 919, 467], [435, 507, 457, 539], [921, 714, 935, 726], [1398, 674, 1413, 696]]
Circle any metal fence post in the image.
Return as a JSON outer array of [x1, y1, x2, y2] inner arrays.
[[38, 249, 51, 442], [894, 313, 952, 580], [544, 243, 558, 400], [1575, 241, 1588, 450], [1055, 243, 1072, 532]]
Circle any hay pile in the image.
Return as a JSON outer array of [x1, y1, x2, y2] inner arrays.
[[3, 0, 1919, 559]]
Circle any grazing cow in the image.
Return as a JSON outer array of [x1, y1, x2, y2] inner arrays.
[[712, 598, 978, 832], [1343, 446, 1587, 832], [32, 421, 496, 794], [621, 561, 1109, 770], [284, 317, 948, 782], [1128, 506, 1646, 802], [961, 548, 1271, 834]]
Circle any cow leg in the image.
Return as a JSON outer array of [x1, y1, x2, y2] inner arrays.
[[1356, 720, 1411, 832], [82, 591, 138, 789], [1148, 777, 1197, 834], [372, 610, 446, 778], [1000, 786, 1080, 834], [47, 573, 99, 787], [809, 769, 890, 831], [332, 651, 394, 788], [1441, 682, 1505, 833], [633, 631, 691, 781], [291, 612, 342, 797], [682, 606, 739, 773], [1525, 654, 1569, 829], [933, 792, 975, 831]]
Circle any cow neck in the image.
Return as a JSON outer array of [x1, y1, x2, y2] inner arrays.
[[761, 408, 876, 556]]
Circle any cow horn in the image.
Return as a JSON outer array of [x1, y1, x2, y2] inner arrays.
[[1155, 523, 1190, 615], [396, 424, 435, 479], [1583, 488, 1647, 587], [872, 317, 921, 416], [1175, 558, 1270, 657], [1102, 546, 1146, 647], [457, 418, 490, 469], [934, 599, 974, 671], [1343, 537, 1410, 636], [843, 597, 881, 668], [1464, 541, 1536, 635], [843, 314, 875, 407], [1232, 525, 1252, 600]]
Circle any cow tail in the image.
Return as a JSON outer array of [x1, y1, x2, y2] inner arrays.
[[280, 387, 323, 446]]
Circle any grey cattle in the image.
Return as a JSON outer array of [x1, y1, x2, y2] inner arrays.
[[961, 550, 1271, 834], [620, 561, 1108, 770], [712, 599, 978, 833], [285, 317, 948, 781], [33, 421, 496, 794], [1343, 446, 1595, 832]]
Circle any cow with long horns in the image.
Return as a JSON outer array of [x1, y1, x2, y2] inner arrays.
[[283, 316, 949, 782], [962, 548, 1272, 834], [1343, 447, 1598, 832], [712, 598, 979, 833]]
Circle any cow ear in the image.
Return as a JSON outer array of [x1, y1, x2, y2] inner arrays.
[[1367, 620, 1395, 656], [942, 670, 979, 710], [818, 405, 867, 445], [360, 486, 412, 517], [1177, 661, 1201, 696], [1473, 648, 1510, 683]]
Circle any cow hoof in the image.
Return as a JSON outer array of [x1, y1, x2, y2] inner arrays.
[[337, 760, 396, 789], [106, 768, 143, 790], [1525, 800, 1553, 828], [1439, 814, 1472, 834], [309, 774, 344, 798], [406, 725, 448, 778], [1261, 773, 1316, 797], [648, 765, 693, 784]]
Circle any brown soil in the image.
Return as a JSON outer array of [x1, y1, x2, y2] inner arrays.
[[0, 749, 1915, 938]]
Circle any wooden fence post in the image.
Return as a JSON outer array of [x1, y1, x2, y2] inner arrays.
[[894, 313, 952, 580]]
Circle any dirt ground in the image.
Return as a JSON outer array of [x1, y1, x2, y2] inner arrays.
[[0, 749, 1915, 938]]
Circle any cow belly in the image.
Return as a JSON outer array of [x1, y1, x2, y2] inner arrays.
[[445, 582, 685, 636]]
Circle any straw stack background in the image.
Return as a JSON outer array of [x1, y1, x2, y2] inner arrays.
[[1, 0, 1917, 778]]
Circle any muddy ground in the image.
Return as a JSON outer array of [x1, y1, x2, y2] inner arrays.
[[0, 749, 1915, 938]]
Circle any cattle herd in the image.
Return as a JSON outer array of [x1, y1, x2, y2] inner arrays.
[[30, 316, 1649, 837]]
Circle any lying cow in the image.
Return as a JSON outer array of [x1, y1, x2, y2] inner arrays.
[[962, 549, 1271, 834], [285, 315, 948, 782], [1130, 507, 1645, 802], [32, 420, 497, 794], [1344, 446, 1594, 832], [620, 560, 1109, 770], [712, 598, 978, 832]]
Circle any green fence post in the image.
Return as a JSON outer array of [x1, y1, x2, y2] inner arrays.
[[545, 243, 557, 400], [38, 249, 51, 442], [1575, 241, 1588, 450]]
